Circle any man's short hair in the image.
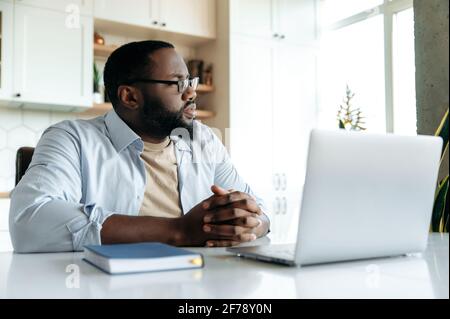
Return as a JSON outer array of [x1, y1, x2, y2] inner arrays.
[[103, 40, 175, 109]]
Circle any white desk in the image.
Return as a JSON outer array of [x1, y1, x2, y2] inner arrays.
[[0, 234, 448, 299]]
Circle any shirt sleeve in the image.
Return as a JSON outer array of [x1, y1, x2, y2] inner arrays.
[[9, 126, 114, 253], [210, 129, 271, 230]]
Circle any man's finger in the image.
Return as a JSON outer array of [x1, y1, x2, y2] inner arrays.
[[210, 185, 236, 195], [200, 192, 219, 208], [205, 233, 257, 247], [218, 199, 261, 215], [203, 208, 253, 223], [231, 216, 262, 228], [206, 240, 240, 247], [203, 191, 251, 210], [210, 185, 228, 196], [203, 224, 251, 237], [202, 185, 232, 209]]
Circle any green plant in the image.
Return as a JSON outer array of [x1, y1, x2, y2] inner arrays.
[[431, 108, 449, 232], [337, 85, 366, 131], [93, 62, 101, 93]]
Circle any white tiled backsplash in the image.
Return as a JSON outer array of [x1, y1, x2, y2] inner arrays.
[[0, 107, 87, 192]]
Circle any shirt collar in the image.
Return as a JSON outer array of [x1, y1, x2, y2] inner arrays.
[[105, 109, 193, 153], [105, 110, 142, 153]]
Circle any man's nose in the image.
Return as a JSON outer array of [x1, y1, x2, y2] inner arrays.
[[182, 86, 197, 101]]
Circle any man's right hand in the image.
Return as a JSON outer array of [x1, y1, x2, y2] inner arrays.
[[176, 189, 259, 247]]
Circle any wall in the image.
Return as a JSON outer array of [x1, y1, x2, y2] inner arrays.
[[414, 0, 449, 180]]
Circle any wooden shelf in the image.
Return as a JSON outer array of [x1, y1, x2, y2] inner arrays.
[[197, 84, 214, 93], [94, 43, 119, 58], [78, 103, 215, 120], [0, 192, 10, 199]]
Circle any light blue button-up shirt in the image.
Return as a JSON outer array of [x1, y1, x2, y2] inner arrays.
[[9, 110, 267, 253]]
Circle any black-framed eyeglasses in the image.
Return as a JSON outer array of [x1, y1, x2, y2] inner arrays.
[[124, 77, 199, 93]]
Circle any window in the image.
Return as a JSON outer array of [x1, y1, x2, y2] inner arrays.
[[318, 15, 386, 132], [320, 0, 383, 25], [318, 0, 416, 134], [393, 8, 416, 135]]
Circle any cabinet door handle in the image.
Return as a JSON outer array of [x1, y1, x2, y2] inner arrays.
[[281, 197, 287, 215], [14, 93, 21, 98], [280, 34, 286, 39], [273, 173, 280, 191], [273, 197, 281, 215], [152, 21, 158, 25], [281, 173, 287, 191], [161, 22, 167, 27]]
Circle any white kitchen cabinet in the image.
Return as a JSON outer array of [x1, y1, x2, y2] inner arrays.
[[230, 0, 274, 39], [14, 0, 93, 15], [275, 0, 317, 45], [230, 0, 318, 242], [159, 0, 216, 38], [272, 43, 317, 242], [94, 0, 153, 27], [230, 35, 276, 226], [230, 39, 317, 243], [231, 0, 317, 45], [199, 0, 216, 38], [93, 0, 216, 39], [13, 4, 93, 109], [0, 1, 13, 103]]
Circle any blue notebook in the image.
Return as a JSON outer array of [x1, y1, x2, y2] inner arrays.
[[83, 242, 204, 275]]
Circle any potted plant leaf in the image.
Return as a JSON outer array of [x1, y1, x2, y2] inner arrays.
[[431, 108, 449, 232], [337, 85, 366, 131], [93, 62, 103, 104]]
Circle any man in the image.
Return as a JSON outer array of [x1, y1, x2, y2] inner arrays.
[[9, 40, 270, 253]]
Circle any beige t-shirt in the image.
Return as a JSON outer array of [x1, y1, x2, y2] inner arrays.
[[139, 137, 182, 218]]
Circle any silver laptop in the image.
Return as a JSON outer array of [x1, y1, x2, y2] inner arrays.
[[227, 129, 443, 266]]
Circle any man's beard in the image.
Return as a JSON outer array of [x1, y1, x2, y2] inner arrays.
[[141, 96, 194, 140]]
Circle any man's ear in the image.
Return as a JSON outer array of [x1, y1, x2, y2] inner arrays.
[[117, 85, 141, 111]]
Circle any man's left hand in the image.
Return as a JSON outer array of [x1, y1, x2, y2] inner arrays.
[[202, 185, 270, 247]]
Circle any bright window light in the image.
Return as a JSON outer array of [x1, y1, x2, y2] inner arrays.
[[320, 0, 383, 25], [318, 0, 416, 134], [318, 15, 386, 133], [393, 8, 417, 135]]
